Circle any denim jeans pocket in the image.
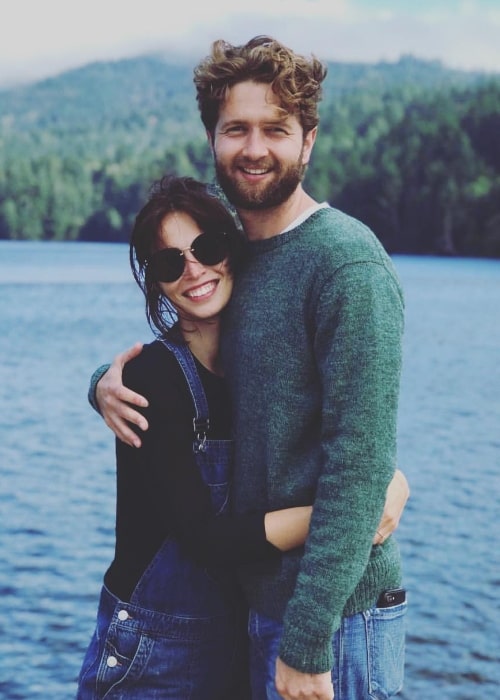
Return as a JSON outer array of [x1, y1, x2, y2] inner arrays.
[[366, 601, 407, 699]]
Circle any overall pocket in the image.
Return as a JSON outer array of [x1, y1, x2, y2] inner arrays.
[[98, 613, 244, 700], [96, 623, 154, 698]]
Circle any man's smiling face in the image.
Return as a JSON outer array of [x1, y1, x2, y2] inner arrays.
[[211, 80, 315, 211]]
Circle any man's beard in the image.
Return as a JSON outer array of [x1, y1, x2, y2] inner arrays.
[[214, 152, 307, 211]]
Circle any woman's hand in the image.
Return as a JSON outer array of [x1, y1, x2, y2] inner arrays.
[[96, 343, 149, 448], [373, 469, 410, 544]]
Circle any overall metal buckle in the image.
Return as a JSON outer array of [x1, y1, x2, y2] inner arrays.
[[192, 417, 210, 453]]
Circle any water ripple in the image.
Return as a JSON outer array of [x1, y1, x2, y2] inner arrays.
[[1, 246, 499, 699]]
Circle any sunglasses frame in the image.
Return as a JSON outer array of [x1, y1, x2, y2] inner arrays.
[[148, 231, 230, 283]]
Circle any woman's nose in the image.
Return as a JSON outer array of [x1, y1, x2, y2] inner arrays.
[[182, 250, 205, 278]]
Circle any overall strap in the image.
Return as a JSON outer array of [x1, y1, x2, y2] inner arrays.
[[160, 339, 210, 453]]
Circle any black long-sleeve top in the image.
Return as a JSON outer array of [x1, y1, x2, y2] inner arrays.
[[104, 340, 278, 601]]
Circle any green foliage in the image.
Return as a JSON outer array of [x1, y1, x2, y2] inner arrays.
[[0, 54, 499, 257], [307, 75, 500, 257]]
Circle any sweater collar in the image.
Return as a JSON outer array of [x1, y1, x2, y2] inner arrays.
[[246, 203, 331, 252], [279, 202, 329, 235]]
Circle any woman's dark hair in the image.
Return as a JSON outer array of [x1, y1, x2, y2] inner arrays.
[[130, 174, 245, 341]]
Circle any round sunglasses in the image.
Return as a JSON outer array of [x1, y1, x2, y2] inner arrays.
[[148, 231, 230, 283]]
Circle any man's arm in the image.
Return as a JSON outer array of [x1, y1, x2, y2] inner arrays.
[[278, 259, 405, 679], [90, 341, 409, 540], [89, 343, 149, 447], [275, 470, 408, 699], [87, 339, 409, 537]]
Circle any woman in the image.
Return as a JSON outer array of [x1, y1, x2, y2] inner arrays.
[[77, 175, 313, 699], [78, 175, 408, 699]]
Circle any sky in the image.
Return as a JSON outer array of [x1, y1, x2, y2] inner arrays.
[[1, 0, 500, 87]]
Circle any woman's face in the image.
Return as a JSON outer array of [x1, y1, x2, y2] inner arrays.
[[155, 211, 234, 325]]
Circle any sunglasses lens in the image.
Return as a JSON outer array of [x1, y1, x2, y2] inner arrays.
[[192, 231, 229, 266], [150, 249, 184, 282], [149, 232, 230, 283]]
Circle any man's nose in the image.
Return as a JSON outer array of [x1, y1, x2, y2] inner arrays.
[[242, 129, 268, 159]]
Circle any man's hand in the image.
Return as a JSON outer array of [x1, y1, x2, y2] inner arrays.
[[275, 657, 333, 700], [96, 343, 149, 448], [372, 468, 410, 544]]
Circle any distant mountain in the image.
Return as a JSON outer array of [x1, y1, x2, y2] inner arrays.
[[1, 52, 499, 256], [0, 55, 203, 157], [323, 53, 496, 95], [0, 52, 494, 142]]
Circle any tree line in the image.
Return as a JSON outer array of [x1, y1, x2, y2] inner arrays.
[[0, 54, 499, 257]]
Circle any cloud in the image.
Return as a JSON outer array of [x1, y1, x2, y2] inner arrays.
[[0, 0, 499, 86]]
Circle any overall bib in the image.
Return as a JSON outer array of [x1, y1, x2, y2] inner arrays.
[[77, 341, 249, 699]]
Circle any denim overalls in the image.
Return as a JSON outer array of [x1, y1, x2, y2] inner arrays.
[[77, 341, 249, 699]]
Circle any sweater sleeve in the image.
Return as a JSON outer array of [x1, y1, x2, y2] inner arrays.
[[278, 260, 404, 672], [87, 363, 110, 413]]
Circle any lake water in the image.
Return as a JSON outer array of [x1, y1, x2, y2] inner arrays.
[[0, 240, 499, 699]]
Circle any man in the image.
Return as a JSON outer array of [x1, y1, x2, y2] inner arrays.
[[90, 36, 407, 700]]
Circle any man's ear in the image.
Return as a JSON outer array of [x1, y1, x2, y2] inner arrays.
[[302, 126, 318, 165], [206, 130, 215, 153]]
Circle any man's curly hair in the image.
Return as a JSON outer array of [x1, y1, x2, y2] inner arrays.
[[193, 35, 327, 137]]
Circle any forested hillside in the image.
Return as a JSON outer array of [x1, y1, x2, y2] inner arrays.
[[0, 52, 499, 257]]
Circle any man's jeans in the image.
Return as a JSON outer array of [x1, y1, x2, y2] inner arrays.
[[248, 601, 407, 700]]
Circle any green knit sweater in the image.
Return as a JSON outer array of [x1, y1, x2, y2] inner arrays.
[[221, 206, 405, 674]]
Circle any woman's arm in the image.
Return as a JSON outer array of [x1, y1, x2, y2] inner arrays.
[[120, 347, 287, 568], [265, 507, 312, 551], [264, 467, 409, 552], [90, 346, 409, 545], [113, 344, 408, 570], [373, 468, 409, 544], [169, 463, 408, 564]]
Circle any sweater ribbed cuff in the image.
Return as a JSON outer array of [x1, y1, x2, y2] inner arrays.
[[87, 363, 111, 413], [277, 538, 402, 673], [278, 625, 334, 674]]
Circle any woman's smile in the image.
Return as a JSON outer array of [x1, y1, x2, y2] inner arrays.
[[183, 279, 220, 301]]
